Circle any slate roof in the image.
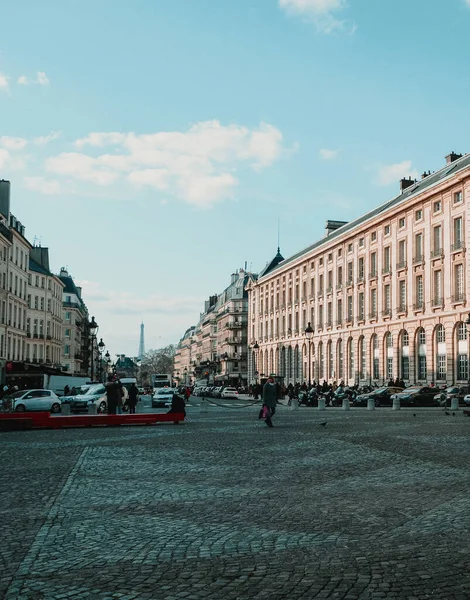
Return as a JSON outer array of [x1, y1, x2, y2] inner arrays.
[[259, 248, 285, 277], [58, 273, 82, 297], [29, 257, 50, 276], [261, 152, 470, 279]]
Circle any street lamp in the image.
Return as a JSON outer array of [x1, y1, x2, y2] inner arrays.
[[89, 316, 98, 382], [98, 338, 105, 382], [253, 342, 259, 384], [304, 322, 314, 385]]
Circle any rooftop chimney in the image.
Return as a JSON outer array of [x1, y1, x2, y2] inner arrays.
[[0, 180, 11, 221], [324, 220, 348, 237], [400, 177, 416, 193], [421, 170, 431, 180], [445, 151, 462, 165]]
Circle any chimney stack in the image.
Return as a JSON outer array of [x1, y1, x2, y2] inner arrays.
[[400, 177, 416, 193], [421, 170, 431, 180], [324, 220, 348, 237], [445, 151, 462, 165]]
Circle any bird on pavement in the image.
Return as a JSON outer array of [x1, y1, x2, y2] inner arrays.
[[452, 412, 456, 417], [413, 413, 417, 417], [320, 421, 327, 427], [445, 411, 450, 416]]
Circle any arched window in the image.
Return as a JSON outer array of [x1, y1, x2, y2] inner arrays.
[[318, 342, 324, 379], [371, 334, 379, 380], [385, 332, 393, 380], [348, 338, 354, 382], [416, 328, 427, 380], [401, 330, 409, 381], [287, 346, 293, 380], [456, 322, 468, 381], [328, 340, 334, 380], [435, 325, 446, 380], [337, 339, 343, 380], [358, 336, 366, 380], [294, 345, 300, 381], [269, 348, 274, 375]]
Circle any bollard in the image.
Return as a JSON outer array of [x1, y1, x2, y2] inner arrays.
[[88, 403, 97, 415], [367, 398, 375, 411], [61, 403, 71, 415], [136, 400, 145, 413], [342, 398, 350, 411], [392, 397, 400, 410], [200, 399, 209, 413], [450, 397, 459, 411], [290, 398, 299, 411], [318, 397, 326, 411]]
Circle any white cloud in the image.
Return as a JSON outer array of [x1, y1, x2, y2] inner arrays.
[[17, 75, 28, 85], [279, 0, 354, 33], [34, 131, 61, 145], [24, 176, 61, 195], [0, 148, 26, 171], [319, 148, 340, 160], [46, 152, 119, 186], [47, 120, 287, 207], [36, 71, 50, 85], [0, 136, 28, 150], [0, 74, 9, 92], [375, 160, 419, 187]]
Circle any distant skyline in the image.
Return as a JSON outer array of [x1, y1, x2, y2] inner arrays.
[[1, 0, 470, 356]]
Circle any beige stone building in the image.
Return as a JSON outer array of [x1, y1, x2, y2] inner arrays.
[[248, 152, 470, 388], [25, 248, 64, 367]]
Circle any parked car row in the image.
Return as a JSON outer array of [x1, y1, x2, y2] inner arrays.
[[1, 389, 62, 413], [192, 386, 239, 399]]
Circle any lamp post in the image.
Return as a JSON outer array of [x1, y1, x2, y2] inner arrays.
[[184, 367, 188, 385], [98, 338, 105, 382], [304, 322, 314, 386], [89, 316, 98, 382], [253, 341, 259, 385]]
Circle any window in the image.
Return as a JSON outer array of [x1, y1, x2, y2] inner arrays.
[[384, 284, 391, 312], [457, 354, 468, 381], [436, 324, 445, 344], [371, 231, 377, 242], [65, 312, 71, 321], [370, 288, 377, 317], [348, 340, 354, 381], [372, 336, 379, 380], [454, 191, 462, 204], [338, 248, 342, 258], [358, 257, 364, 281], [415, 209, 423, 221], [337, 299, 342, 325], [383, 247, 391, 272], [34, 296, 38, 309], [347, 262, 353, 284], [457, 322, 467, 341], [454, 264, 464, 301], [359, 237, 364, 248], [359, 337, 366, 379], [328, 253, 332, 262], [358, 292, 364, 321], [64, 345, 70, 356], [347, 296, 353, 322], [437, 355, 446, 380], [416, 275, 424, 308], [398, 240, 406, 267], [327, 302, 332, 327], [414, 233, 423, 262], [399, 217, 405, 228], [399, 280, 406, 310], [433, 225, 442, 254], [453, 217, 463, 250], [65, 328, 71, 338], [338, 340, 344, 379], [418, 329, 426, 346], [35, 276, 39, 287], [433, 270, 442, 305], [337, 266, 343, 287], [319, 257, 323, 266], [433, 200, 441, 213], [384, 225, 390, 235], [348, 243, 353, 253], [370, 252, 377, 277]]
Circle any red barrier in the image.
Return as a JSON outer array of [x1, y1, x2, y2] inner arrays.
[[0, 411, 185, 430]]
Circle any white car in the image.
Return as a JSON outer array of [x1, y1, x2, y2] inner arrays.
[[461, 394, 470, 406], [152, 387, 175, 408], [221, 387, 238, 399], [4, 389, 61, 413]]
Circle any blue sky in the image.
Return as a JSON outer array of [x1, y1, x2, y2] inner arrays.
[[1, 0, 470, 357]]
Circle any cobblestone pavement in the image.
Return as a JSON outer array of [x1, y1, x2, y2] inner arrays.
[[1, 405, 469, 599]]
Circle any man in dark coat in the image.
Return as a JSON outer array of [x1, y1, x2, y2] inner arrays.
[[168, 393, 186, 423], [105, 375, 123, 415], [127, 383, 139, 414]]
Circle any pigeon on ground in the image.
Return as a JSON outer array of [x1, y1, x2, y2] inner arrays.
[[452, 412, 456, 417], [320, 421, 327, 427], [445, 411, 450, 416], [413, 413, 417, 417]]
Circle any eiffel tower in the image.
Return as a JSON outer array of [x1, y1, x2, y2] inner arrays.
[[138, 322, 145, 359]]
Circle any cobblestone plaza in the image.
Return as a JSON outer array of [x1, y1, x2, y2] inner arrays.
[[1, 405, 469, 599]]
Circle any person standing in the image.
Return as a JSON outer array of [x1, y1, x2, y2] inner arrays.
[[262, 376, 278, 427], [128, 382, 139, 414], [105, 375, 122, 415]]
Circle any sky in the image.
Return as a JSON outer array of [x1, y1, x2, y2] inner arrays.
[[1, 0, 470, 358]]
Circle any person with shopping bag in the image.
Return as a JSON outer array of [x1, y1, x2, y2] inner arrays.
[[262, 376, 277, 427]]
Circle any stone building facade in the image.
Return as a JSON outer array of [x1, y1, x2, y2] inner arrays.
[[247, 152, 470, 388]]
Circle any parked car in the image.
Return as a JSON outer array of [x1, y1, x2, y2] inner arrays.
[[221, 387, 238, 399], [461, 394, 470, 406], [434, 386, 469, 406], [62, 384, 107, 413], [152, 387, 175, 408], [212, 386, 223, 398], [391, 386, 440, 407], [353, 387, 404, 407], [3, 389, 61, 413]]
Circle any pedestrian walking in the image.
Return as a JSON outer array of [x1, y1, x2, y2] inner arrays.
[[105, 375, 122, 415], [128, 382, 139, 414], [262, 376, 278, 427]]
